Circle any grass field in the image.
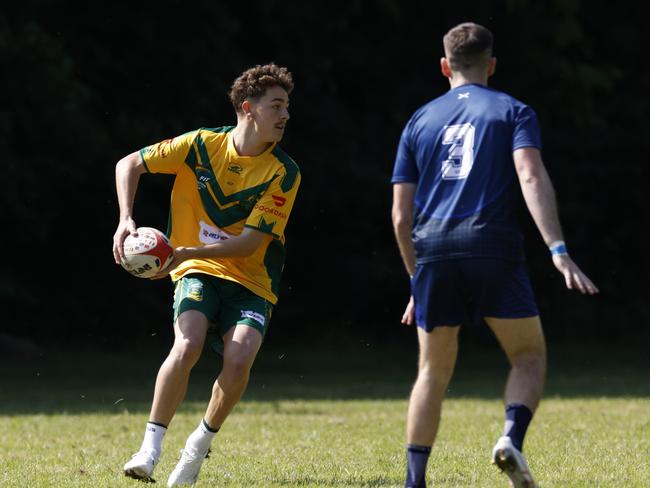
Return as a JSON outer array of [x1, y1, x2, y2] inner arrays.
[[1, 338, 648, 487]]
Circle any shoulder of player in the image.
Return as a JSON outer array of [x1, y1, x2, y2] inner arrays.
[[269, 145, 300, 190], [165, 126, 233, 147], [194, 126, 235, 142], [481, 87, 535, 112], [269, 145, 300, 173]]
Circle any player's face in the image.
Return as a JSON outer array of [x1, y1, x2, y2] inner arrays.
[[249, 86, 290, 142]]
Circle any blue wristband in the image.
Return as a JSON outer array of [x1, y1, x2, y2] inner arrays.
[[549, 240, 568, 256]]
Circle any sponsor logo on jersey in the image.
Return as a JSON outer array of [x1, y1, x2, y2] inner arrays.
[[457, 92, 470, 99], [227, 163, 243, 175], [199, 220, 231, 244], [254, 203, 287, 219], [271, 195, 286, 207], [240, 310, 266, 326], [157, 138, 175, 158]]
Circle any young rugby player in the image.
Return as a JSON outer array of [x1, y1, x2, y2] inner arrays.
[[391, 23, 598, 488], [112, 63, 300, 487]]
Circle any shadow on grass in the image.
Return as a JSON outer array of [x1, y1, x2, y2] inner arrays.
[[0, 338, 648, 415]]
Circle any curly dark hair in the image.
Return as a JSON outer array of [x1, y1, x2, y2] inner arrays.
[[229, 63, 294, 114]]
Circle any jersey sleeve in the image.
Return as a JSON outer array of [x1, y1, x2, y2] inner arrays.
[[512, 105, 542, 151], [391, 121, 420, 183], [245, 166, 301, 239], [140, 130, 199, 175]]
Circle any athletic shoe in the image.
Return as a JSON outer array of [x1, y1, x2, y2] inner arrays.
[[491, 436, 538, 488], [123, 449, 158, 482], [167, 447, 210, 486]]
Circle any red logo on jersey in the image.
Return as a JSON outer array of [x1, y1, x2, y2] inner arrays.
[[158, 138, 174, 158], [271, 195, 286, 207], [254, 203, 287, 219]]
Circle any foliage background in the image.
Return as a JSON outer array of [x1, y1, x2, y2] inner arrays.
[[2, 0, 648, 352]]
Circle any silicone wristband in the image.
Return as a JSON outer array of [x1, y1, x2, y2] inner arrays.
[[549, 241, 568, 256]]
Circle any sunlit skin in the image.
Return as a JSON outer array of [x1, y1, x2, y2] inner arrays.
[[231, 85, 290, 156]]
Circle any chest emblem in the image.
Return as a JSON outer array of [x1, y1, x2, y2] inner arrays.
[[227, 163, 243, 175]]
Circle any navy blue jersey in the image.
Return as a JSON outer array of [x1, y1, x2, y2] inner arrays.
[[392, 83, 541, 263]]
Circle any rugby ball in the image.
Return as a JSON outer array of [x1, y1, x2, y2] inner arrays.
[[121, 227, 174, 278]]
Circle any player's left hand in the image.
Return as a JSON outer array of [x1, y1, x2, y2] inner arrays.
[[552, 254, 599, 295], [401, 295, 415, 325], [149, 246, 192, 280]]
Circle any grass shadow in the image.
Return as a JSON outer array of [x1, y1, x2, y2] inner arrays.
[[0, 339, 648, 415]]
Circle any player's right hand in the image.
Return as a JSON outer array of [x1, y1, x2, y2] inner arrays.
[[148, 246, 192, 280], [112, 217, 138, 265], [552, 254, 599, 295], [401, 295, 415, 325]]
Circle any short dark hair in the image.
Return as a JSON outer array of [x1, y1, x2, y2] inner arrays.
[[229, 63, 294, 113], [443, 22, 493, 72]]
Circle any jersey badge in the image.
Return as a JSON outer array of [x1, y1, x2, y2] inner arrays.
[[227, 163, 243, 175]]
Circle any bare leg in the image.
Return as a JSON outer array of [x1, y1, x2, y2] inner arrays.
[[486, 316, 545, 488], [150, 310, 209, 425], [406, 325, 460, 446], [485, 316, 546, 411], [204, 324, 262, 429]]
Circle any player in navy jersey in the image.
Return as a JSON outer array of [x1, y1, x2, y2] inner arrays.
[[391, 22, 598, 488]]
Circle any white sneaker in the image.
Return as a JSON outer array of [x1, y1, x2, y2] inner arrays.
[[491, 436, 538, 488], [123, 449, 158, 481], [167, 447, 210, 487]]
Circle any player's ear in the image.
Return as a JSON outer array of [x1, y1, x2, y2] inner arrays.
[[487, 57, 497, 77], [241, 100, 253, 118], [440, 57, 452, 78]]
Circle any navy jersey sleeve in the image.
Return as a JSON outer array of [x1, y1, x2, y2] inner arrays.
[[392, 122, 420, 183], [512, 105, 542, 151]]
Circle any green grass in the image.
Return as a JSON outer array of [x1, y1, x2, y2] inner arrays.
[[0, 340, 648, 487]]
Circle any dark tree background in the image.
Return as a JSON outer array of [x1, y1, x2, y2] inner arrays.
[[2, 0, 648, 352]]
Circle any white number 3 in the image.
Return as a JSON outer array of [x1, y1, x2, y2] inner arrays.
[[441, 123, 475, 180]]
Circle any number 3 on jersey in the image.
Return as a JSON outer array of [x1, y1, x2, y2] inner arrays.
[[441, 123, 475, 180]]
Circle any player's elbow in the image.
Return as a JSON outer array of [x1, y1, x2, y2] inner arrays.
[[235, 235, 266, 257], [392, 210, 412, 232], [238, 243, 258, 257], [518, 169, 544, 188], [116, 152, 145, 175], [519, 173, 539, 186]]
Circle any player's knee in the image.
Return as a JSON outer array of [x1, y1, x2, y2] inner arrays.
[[511, 350, 546, 376], [418, 360, 455, 383], [223, 351, 254, 379], [170, 338, 203, 367]]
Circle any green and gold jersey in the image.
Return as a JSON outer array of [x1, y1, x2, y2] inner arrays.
[[140, 126, 300, 304]]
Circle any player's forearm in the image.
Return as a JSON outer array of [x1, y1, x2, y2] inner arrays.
[[398, 239, 417, 277], [519, 169, 564, 245], [180, 231, 266, 260], [392, 183, 417, 277], [393, 218, 416, 277]]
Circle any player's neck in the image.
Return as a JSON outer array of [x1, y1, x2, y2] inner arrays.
[[449, 75, 488, 89], [231, 123, 272, 157]]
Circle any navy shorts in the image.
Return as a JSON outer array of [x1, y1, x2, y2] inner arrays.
[[412, 258, 539, 331]]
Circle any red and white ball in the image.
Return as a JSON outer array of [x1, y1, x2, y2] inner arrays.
[[121, 227, 174, 278]]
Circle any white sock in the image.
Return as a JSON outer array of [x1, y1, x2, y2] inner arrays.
[[140, 422, 167, 456], [185, 419, 218, 453]]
